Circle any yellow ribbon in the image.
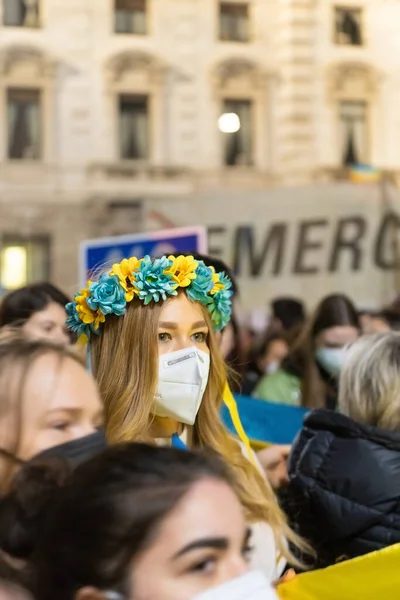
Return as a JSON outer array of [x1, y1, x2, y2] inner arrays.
[[222, 382, 255, 465]]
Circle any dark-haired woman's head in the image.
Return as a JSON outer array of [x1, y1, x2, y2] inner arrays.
[[311, 294, 359, 377], [289, 294, 360, 408], [0, 283, 71, 346], [250, 333, 289, 376], [10, 444, 250, 600]]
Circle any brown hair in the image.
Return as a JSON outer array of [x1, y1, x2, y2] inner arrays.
[[0, 331, 84, 493], [91, 294, 308, 564], [288, 294, 359, 408]]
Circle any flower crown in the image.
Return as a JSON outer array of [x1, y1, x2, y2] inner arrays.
[[66, 255, 233, 341]]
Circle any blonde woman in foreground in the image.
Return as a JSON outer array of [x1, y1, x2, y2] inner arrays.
[[287, 332, 400, 568], [66, 254, 307, 580]]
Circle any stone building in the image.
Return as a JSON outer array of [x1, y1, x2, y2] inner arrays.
[[0, 0, 399, 298]]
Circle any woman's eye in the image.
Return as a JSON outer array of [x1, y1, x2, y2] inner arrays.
[[158, 332, 172, 343], [189, 557, 216, 574], [192, 332, 207, 343], [242, 544, 254, 562], [51, 422, 70, 432]]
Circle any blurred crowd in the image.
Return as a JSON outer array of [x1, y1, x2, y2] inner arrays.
[[0, 254, 398, 599]]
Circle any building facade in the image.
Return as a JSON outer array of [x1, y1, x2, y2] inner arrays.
[[0, 0, 399, 300]]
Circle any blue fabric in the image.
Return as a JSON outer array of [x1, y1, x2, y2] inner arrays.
[[171, 434, 188, 450], [221, 394, 308, 445]]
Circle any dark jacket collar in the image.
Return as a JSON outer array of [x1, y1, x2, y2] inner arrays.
[[304, 409, 400, 451]]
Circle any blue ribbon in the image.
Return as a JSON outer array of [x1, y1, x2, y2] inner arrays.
[[171, 434, 187, 450]]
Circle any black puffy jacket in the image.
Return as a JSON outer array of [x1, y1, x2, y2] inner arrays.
[[286, 409, 400, 568]]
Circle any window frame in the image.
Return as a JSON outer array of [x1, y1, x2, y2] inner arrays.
[[333, 5, 364, 47], [338, 99, 369, 166], [114, 0, 148, 36], [0, 234, 51, 292], [117, 93, 150, 161], [2, 0, 41, 29], [6, 87, 42, 161], [219, 1, 251, 43], [221, 97, 255, 167]]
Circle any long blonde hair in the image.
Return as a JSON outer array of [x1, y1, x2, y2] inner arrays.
[[339, 332, 400, 431], [91, 295, 307, 562]]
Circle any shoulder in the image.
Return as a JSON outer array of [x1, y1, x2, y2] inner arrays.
[[289, 409, 400, 500], [253, 369, 301, 405], [250, 522, 286, 581]]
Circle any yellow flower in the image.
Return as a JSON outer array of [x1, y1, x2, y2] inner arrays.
[[110, 257, 142, 302], [92, 310, 106, 331], [165, 255, 199, 288], [75, 286, 97, 325], [210, 268, 225, 295], [75, 285, 105, 330]]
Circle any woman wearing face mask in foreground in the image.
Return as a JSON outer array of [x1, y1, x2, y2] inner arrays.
[[286, 332, 400, 568], [66, 255, 308, 580], [253, 294, 359, 410], [0, 333, 102, 495], [0, 444, 279, 600]]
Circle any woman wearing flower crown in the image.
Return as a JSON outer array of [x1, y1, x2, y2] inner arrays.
[[66, 254, 306, 580]]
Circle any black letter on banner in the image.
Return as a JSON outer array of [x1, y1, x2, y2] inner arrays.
[[293, 220, 328, 275], [207, 226, 227, 259], [329, 216, 366, 272], [374, 212, 400, 270], [233, 224, 286, 277]]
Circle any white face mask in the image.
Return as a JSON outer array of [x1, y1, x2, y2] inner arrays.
[[193, 571, 278, 600], [315, 347, 345, 378], [153, 346, 210, 426], [265, 361, 279, 375]]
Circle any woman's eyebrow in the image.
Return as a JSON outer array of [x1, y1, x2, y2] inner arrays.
[[158, 321, 178, 330], [172, 537, 228, 560]]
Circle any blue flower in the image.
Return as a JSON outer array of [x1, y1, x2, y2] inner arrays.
[[87, 274, 126, 316], [134, 255, 178, 304], [186, 261, 215, 304], [65, 301, 92, 338], [207, 287, 233, 331]]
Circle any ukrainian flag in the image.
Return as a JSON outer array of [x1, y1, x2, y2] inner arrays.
[[349, 163, 382, 184]]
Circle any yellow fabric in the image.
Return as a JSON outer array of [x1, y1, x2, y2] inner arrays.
[[277, 543, 400, 600], [222, 382, 255, 464]]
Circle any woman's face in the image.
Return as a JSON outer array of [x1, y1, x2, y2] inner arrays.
[[23, 302, 70, 346], [261, 339, 289, 373], [17, 353, 103, 460], [130, 477, 250, 600], [158, 294, 210, 357], [315, 325, 359, 350]]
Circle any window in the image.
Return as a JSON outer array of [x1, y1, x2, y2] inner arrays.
[[0, 237, 49, 292], [119, 95, 149, 160], [221, 99, 253, 166], [339, 101, 368, 166], [219, 2, 249, 42], [7, 88, 42, 160], [2, 0, 40, 28], [115, 0, 147, 35], [335, 7, 363, 46]]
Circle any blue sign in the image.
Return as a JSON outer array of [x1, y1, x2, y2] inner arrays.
[[80, 226, 207, 285]]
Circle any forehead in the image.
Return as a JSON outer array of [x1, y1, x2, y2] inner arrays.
[[153, 478, 244, 550], [29, 302, 65, 323], [159, 294, 205, 325], [317, 325, 358, 345]]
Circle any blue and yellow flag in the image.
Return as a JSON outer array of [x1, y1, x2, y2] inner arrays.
[[278, 543, 400, 600], [349, 164, 382, 184]]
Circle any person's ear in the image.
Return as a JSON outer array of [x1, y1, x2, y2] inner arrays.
[[76, 590, 123, 600], [75, 588, 104, 600]]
